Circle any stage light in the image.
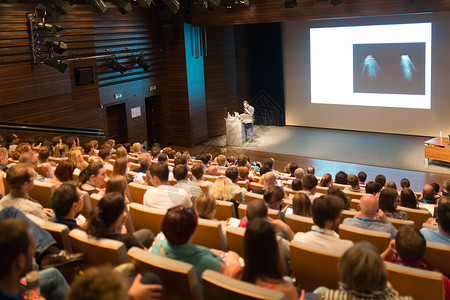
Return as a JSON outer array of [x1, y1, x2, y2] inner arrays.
[[284, 0, 297, 8], [109, 57, 128, 74], [136, 53, 150, 71], [43, 39, 67, 54], [225, 0, 233, 13], [194, 0, 208, 12], [37, 22, 63, 33], [164, 0, 180, 14], [89, 0, 108, 14], [49, 0, 72, 14], [234, 0, 249, 7], [44, 57, 68, 73], [331, 0, 342, 5], [111, 0, 132, 14]]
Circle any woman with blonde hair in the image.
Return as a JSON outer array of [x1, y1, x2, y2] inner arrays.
[[106, 175, 131, 204], [195, 193, 217, 220], [209, 177, 234, 201], [54, 143, 69, 158], [115, 146, 128, 159], [68, 148, 88, 170], [131, 142, 141, 154]]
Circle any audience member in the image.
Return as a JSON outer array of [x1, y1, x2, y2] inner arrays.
[[68, 148, 88, 170], [293, 195, 353, 254], [288, 162, 298, 178], [194, 193, 218, 220], [294, 168, 304, 180], [386, 181, 397, 190], [326, 186, 351, 210], [54, 143, 69, 159], [343, 194, 397, 238], [306, 165, 315, 175], [291, 178, 302, 191], [47, 159, 75, 187], [442, 179, 450, 197], [334, 171, 348, 185], [134, 152, 151, 173], [225, 166, 246, 201], [51, 182, 86, 230], [318, 173, 333, 188], [420, 202, 450, 245], [206, 165, 218, 177], [189, 163, 213, 189], [174, 164, 202, 201], [343, 174, 365, 193], [98, 146, 113, 169], [143, 162, 191, 210], [375, 174, 387, 187], [301, 174, 318, 203], [400, 188, 418, 209], [11, 142, 30, 160], [78, 162, 106, 196], [379, 188, 408, 220], [292, 192, 312, 217], [421, 184, 437, 204], [253, 172, 277, 195], [0, 147, 8, 171], [19, 151, 54, 181], [209, 177, 234, 202], [365, 181, 383, 198], [358, 171, 367, 185], [400, 178, 411, 189]]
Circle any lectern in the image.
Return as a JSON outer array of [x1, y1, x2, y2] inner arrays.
[[226, 117, 245, 146]]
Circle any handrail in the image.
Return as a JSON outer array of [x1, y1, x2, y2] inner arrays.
[[0, 122, 105, 137]]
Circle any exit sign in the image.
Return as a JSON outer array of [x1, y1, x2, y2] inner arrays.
[[114, 93, 123, 100], [150, 85, 157, 91]]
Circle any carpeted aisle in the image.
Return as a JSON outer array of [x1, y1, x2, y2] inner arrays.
[[203, 125, 450, 174]]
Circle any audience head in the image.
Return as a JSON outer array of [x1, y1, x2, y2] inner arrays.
[[289, 162, 298, 177], [359, 194, 379, 218], [347, 174, 359, 188], [263, 186, 284, 209], [174, 156, 187, 166], [194, 193, 217, 220], [161, 205, 197, 245], [339, 242, 387, 294], [437, 202, 450, 234], [157, 153, 168, 163], [207, 165, 218, 176], [395, 225, 425, 263], [209, 177, 234, 201], [302, 174, 318, 192], [430, 182, 440, 195], [237, 154, 248, 167], [131, 142, 141, 153], [198, 153, 211, 166], [291, 178, 303, 191], [216, 155, 227, 166], [12, 143, 31, 160], [334, 171, 348, 185], [443, 179, 450, 193], [306, 165, 315, 175], [51, 182, 82, 219], [238, 166, 249, 181], [246, 199, 268, 221], [6, 163, 34, 192], [138, 152, 151, 167], [148, 162, 169, 186], [112, 157, 127, 177], [68, 148, 84, 169], [378, 188, 399, 213], [292, 192, 312, 217], [242, 218, 281, 283], [54, 143, 69, 158], [18, 151, 37, 167], [375, 174, 386, 187], [400, 178, 411, 189], [54, 159, 75, 182], [264, 158, 275, 170], [38, 146, 51, 162], [105, 175, 127, 197], [225, 166, 239, 183], [191, 163, 204, 180], [6, 133, 19, 146], [385, 181, 397, 190], [115, 146, 127, 158], [319, 173, 333, 187], [87, 192, 126, 238], [262, 172, 277, 188], [400, 188, 417, 208], [294, 168, 304, 179], [78, 162, 106, 186], [327, 186, 351, 210], [357, 171, 367, 184], [0, 147, 8, 165], [365, 181, 382, 196], [0, 219, 33, 284], [173, 164, 188, 181], [422, 184, 436, 200], [312, 195, 344, 230], [259, 164, 271, 176]]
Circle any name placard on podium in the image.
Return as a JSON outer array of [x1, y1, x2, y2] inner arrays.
[[226, 118, 245, 146]]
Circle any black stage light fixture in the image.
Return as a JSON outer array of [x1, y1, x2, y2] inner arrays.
[[44, 57, 68, 73], [49, 0, 72, 14], [225, 0, 233, 13], [89, 0, 108, 13], [43, 39, 67, 54], [37, 22, 63, 33], [284, 0, 297, 8], [234, 0, 249, 7], [109, 57, 128, 74], [331, 0, 342, 5], [137, 53, 150, 71], [194, 0, 208, 12], [112, 0, 132, 14], [164, 0, 180, 14]]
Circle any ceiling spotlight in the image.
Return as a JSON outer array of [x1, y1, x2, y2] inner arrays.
[[234, 0, 249, 7], [109, 57, 127, 74], [225, 0, 233, 13], [137, 53, 150, 71], [37, 22, 63, 33], [43, 39, 67, 54], [44, 57, 68, 73], [284, 0, 297, 8], [164, 0, 180, 14], [89, 0, 108, 13], [111, 0, 132, 14], [331, 0, 342, 5]]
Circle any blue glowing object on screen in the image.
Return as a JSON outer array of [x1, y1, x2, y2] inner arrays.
[[361, 55, 381, 80], [400, 54, 417, 81]]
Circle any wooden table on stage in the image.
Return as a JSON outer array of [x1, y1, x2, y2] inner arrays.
[[424, 137, 450, 165]]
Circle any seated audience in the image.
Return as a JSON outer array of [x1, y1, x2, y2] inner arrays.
[[334, 171, 348, 185], [206, 165, 218, 177], [326, 186, 351, 210], [420, 202, 450, 245], [238, 166, 252, 190], [315, 242, 412, 300], [174, 164, 202, 201], [318, 173, 333, 188], [375, 174, 387, 188], [11, 142, 30, 160], [264, 186, 290, 222], [379, 188, 408, 220], [400, 188, 418, 209], [421, 184, 437, 204], [400, 178, 411, 189], [78, 162, 106, 195], [68, 148, 88, 171], [358, 171, 367, 185], [5, 133, 19, 154], [301, 174, 318, 203], [442, 179, 450, 197], [87, 192, 154, 249], [288, 162, 298, 178], [133, 151, 151, 173], [293, 195, 353, 254], [19, 151, 54, 181], [0, 147, 8, 171], [188, 163, 213, 189], [233, 218, 299, 300], [209, 177, 235, 202], [292, 192, 312, 217], [194, 193, 218, 220], [54, 143, 69, 159], [291, 178, 302, 191], [150, 205, 241, 290], [306, 165, 315, 175], [216, 154, 228, 173], [131, 142, 141, 154], [365, 181, 383, 198], [343, 194, 397, 239], [294, 167, 304, 180], [343, 174, 365, 193], [386, 181, 397, 190], [225, 166, 246, 201], [143, 162, 191, 210], [98, 146, 113, 170], [37, 146, 54, 167], [253, 172, 277, 195], [51, 182, 86, 230], [106, 175, 130, 203], [47, 159, 75, 187]]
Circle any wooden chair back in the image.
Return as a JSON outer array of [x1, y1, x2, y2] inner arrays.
[[423, 241, 450, 277], [285, 214, 313, 233], [128, 203, 165, 234], [129, 162, 141, 171], [243, 192, 264, 203], [128, 247, 203, 300], [79, 191, 93, 218], [215, 200, 236, 220], [290, 241, 340, 291], [128, 182, 152, 204], [203, 175, 217, 183], [396, 206, 430, 228], [226, 226, 246, 257], [341, 210, 357, 223], [249, 182, 263, 190], [200, 184, 209, 194], [35, 165, 49, 178], [68, 229, 127, 268], [89, 193, 102, 210], [191, 218, 227, 251], [27, 214, 72, 253], [345, 191, 364, 200], [2, 173, 10, 194], [28, 181, 56, 208], [387, 218, 414, 230], [350, 199, 360, 210], [385, 261, 444, 300], [202, 270, 286, 300], [338, 224, 390, 254], [237, 204, 279, 220]]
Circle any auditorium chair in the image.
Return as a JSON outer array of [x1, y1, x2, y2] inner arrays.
[[226, 226, 246, 257], [423, 241, 450, 277], [128, 182, 153, 204], [203, 175, 217, 183], [385, 261, 444, 300], [237, 204, 279, 220], [243, 192, 264, 203], [28, 181, 56, 209], [35, 165, 50, 178], [69, 229, 128, 268], [315, 186, 328, 194], [128, 203, 165, 235], [237, 181, 247, 188], [387, 218, 414, 230], [345, 190, 364, 200], [202, 270, 286, 300], [338, 224, 390, 254], [129, 162, 140, 171], [350, 199, 360, 210], [333, 183, 349, 190], [169, 179, 177, 186], [191, 218, 227, 251], [396, 206, 430, 227], [127, 247, 203, 300], [48, 157, 62, 164], [284, 187, 299, 198], [199, 183, 209, 194], [421, 222, 437, 230], [290, 241, 340, 291], [89, 193, 102, 210], [78, 191, 93, 218], [2, 172, 9, 194], [215, 200, 236, 220], [27, 214, 72, 253], [285, 214, 313, 233], [249, 182, 263, 190], [340, 209, 357, 223]]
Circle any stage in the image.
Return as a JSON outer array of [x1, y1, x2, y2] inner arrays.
[[203, 125, 450, 175]]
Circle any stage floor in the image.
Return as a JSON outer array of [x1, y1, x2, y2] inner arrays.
[[203, 125, 450, 175]]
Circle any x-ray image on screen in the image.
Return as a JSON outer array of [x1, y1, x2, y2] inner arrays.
[[353, 43, 426, 95]]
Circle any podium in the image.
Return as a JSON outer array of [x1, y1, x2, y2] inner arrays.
[[226, 118, 245, 146]]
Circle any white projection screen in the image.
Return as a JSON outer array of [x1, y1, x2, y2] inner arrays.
[[282, 12, 450, 136]]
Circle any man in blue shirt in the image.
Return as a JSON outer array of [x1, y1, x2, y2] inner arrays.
[[420, 202, 450, 245]]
